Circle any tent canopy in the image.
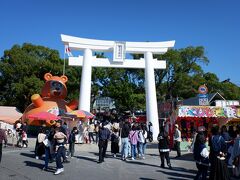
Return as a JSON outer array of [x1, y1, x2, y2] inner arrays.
[[0, 106, 22, 124]]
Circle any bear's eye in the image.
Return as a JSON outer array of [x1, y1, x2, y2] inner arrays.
[[51, 81, 63, 89], [56, 83, 63, 88]]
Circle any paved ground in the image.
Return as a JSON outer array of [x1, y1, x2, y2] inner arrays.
[[0, 138, 236, 180], [0, 138, 197, 180]]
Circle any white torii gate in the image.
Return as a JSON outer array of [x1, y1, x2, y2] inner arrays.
[[61, 34, 175, 140]]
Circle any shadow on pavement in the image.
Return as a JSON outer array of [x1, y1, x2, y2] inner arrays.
[[139, 178, 157, 180], [125, 159, 160, 168], [156, 166, 197, 180], [172, 153, 195, 162], [24, 161, 43, 170], [88, 151, 114, 159], [20, 152, 35, 159], [147, 153, 159, 157], [75, 155, 98, 163]]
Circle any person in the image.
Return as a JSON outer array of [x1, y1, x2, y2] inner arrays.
[[158, 126, 172, 169], [193, 132, 209, 180], [120, 119, 131, 161], [22, 130, 28, 148], [209, 126, 229, 180], [98, 122, 111, 163], [42, 130, 51, 171], [21, 122, 28, 133], [138, 125, 145, 159], [173, 124, 181, 158], [83, 126, 89, 144], [129, 125, 139, 160], [68, 127, 78, 158], [95, 122, 100, 144], [55, 120, 69, 163], [232, 125, 240, 177], [142, 124, 148, 158], [111, 128, 119, 158], [35, 128, 46, 159], [0, 124, 7, 163], [54, 127, 67, 175], [147, 122, 153, 142], [78, 122, 84, 144], [88, 122, 95, 144], [221, 125, 232, 165], [16, 123, 23, 148]]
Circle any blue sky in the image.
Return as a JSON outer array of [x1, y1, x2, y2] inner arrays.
[[1, 0, 240, 85]]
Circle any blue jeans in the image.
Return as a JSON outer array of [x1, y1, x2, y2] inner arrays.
[[131, 144, 137, 159], [56, 146, 65, 169], [143, 142, 147, 155], [121, 138, 129, 159], [139, 142, 144, 156], [44, 147, 50, 168]]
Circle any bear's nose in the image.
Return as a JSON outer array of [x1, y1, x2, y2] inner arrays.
[[56, 87, 60, 91]]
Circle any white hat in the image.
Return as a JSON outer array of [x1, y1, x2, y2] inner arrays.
[[175, 124, 179, 128]]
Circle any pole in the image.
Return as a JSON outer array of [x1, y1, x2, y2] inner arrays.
[[63, 47, 66, 75]]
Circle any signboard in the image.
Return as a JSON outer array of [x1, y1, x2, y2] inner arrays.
[[113, 42, 126, 62], [199, 97, 209, 106], [198, 85, 209, 105], [178, 106, 240, 118], [198, 85, 208, 94]]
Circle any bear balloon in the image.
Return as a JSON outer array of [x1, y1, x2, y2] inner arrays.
[[22, 73, 78, 126]]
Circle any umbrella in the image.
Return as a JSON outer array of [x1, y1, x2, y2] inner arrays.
[[26, 112, 60, 126], [65, 110, 95, 119]]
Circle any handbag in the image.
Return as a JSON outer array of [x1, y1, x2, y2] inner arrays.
[[43, 138, 50, 147]]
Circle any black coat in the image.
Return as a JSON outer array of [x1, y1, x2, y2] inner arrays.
[[157, 132, 170, 152]]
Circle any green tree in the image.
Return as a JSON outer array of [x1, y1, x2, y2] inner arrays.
[[0, 43, 65, 112], [156, 46, 209, 100]]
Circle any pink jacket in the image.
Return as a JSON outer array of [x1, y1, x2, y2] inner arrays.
[[129, 130, 139, 145]]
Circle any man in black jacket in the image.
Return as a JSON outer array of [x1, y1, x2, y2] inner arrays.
[[98, 122, 111, 163]]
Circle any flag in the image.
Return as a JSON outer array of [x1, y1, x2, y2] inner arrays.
[[65, 45, 73, 57]]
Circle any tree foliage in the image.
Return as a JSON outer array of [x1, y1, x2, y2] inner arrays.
[[0, 43, 239, 113]]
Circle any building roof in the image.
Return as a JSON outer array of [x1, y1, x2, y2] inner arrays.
[[0, 106, 22, 124], [182, 92, 225, 106]]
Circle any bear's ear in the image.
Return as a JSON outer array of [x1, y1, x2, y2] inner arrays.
[[44, 73, 53, 81], [60, 75, 68, 83]]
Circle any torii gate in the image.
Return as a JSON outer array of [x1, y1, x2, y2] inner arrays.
[[61, 34, 175, 140]]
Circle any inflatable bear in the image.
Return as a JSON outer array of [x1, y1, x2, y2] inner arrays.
[[22, 73, 78, 126]]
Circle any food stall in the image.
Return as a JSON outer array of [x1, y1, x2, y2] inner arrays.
[[175, 105, 240, 151]]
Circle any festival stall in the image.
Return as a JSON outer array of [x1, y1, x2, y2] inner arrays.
[[175, 105, 240, 151]]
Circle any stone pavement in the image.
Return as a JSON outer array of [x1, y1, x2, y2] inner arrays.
[[0, 138, 237, 180]]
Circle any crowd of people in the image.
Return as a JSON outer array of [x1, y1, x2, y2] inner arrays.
[[192, 125, 240, 180], [32, 118, 154, 174], [1, 118, 240, 179]]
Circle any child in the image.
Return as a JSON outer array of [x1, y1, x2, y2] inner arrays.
[[22, 131, 28, 148]]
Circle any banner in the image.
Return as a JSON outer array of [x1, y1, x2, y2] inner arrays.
[[178, 106, 240, 118]]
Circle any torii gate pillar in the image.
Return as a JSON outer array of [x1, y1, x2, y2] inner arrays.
[[61, 34, 175, 140], [79, 48, 92, 111]]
